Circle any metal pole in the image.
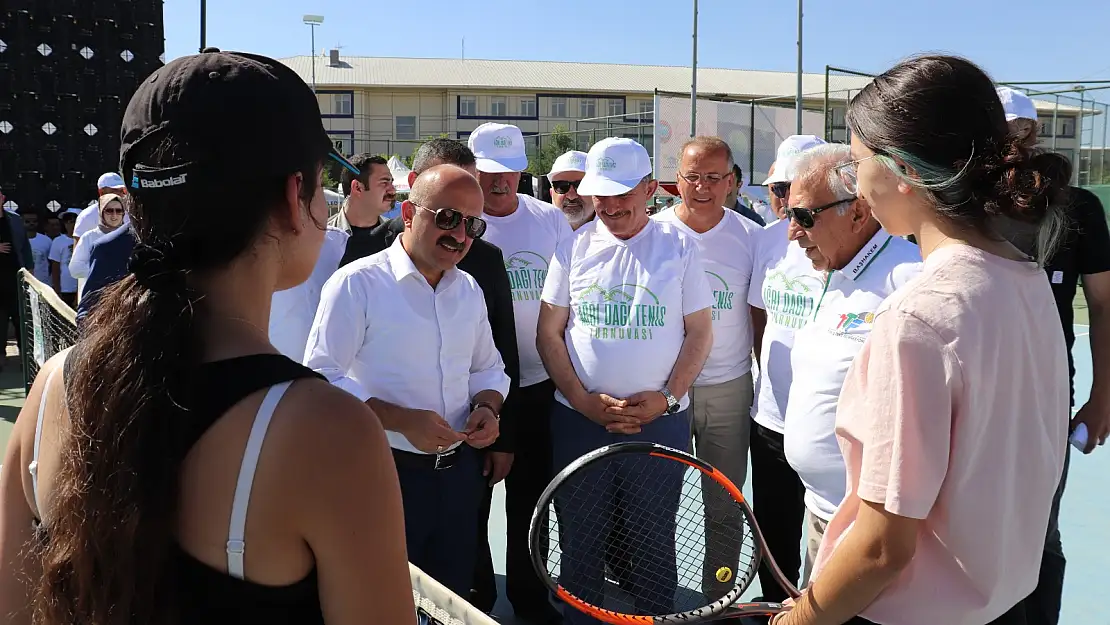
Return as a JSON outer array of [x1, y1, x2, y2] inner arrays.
[[690, 0, 698, 138], [823, 66, 830, 139], [1101, 103, 1107, 184], [199, 0, 206, 52], [310, 24, 317, 93], [1051, 95, 1059, 151], [795, 0, 804, 135]]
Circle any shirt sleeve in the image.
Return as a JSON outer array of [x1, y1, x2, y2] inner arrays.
[[1072, 189, 1110, 276], [747, 231, 767, 309], [681, 242, 714, 315], [541, 238, 572, 308], [844, 309, 961, 520], [69, 235, 93, 279], [48, 238, 64, 263], [469, 293, 512, 401], [303, 271, 372, 402]]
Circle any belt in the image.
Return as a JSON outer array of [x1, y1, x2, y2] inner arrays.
[[391, 445, 464, 471]]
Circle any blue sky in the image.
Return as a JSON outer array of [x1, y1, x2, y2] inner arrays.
[[165, 0, 1110, 83]]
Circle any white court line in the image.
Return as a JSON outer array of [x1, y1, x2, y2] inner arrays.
[[1074, 323, 1090, 339]]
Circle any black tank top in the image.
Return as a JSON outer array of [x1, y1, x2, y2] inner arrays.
[[44, 353, 328, 625]]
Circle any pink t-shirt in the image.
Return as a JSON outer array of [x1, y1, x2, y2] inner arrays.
[[813, 244, 1068, 625]]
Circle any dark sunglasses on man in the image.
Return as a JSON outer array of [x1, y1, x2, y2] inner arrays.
[[550, 179, 583, 194], [769, 181, 791, 199], [413, 203, 487, 239], [784, 197, 856, 229]]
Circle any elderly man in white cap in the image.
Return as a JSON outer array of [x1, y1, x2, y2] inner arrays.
[[74, 172, 129, 242], [547, 150, 594, 230], [995, 86, 1110, 625], [537, 137, 714, 624], [467, 122, 572, 623], [744, 133, 826, 604]]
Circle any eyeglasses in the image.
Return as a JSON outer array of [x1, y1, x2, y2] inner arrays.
[[769, 182, 791, 199], [834, 154, 884, 196], [784, 197, 856, 229], [678, 172, 731, 185], [413, 204, 487, 239], [551, 179, 583, 194]]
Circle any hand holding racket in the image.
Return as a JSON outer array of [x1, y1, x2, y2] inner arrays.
[[529, 441, 800, 623]]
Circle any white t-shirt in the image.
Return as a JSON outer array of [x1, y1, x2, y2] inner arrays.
[[783, 230, 923, 520], [747, 219, 824, 433], [270, 227, 349, 362], [541, 218, 714, 411], [482, 194, 574, 387], [48, 234, 78, 294], [29, 234, 52, 284], [654, 206, 761, 386]]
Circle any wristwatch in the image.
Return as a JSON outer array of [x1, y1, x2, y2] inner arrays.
[[470, 400, 500, 420], [660, 387, 681, 415]]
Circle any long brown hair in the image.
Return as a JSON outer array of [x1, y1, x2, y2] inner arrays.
[[31, 134, 320, 625]]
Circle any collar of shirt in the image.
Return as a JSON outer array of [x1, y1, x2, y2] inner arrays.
[[838, 228, 894, 282], [384, 233, 461, 291]]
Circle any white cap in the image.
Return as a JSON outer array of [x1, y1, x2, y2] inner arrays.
[[764, 135, 826, 185], [579, 138, 653, 197], [468, 122, 528, 173], [997, 86, 1038, 122], [548, 150, 588, 177], [97, 172, 125, 190]]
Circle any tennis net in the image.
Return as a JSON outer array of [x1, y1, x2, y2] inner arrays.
[[17, 269, 78, 392]]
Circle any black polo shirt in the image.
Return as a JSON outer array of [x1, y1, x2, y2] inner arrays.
[[1044, 187, 1110, 404]]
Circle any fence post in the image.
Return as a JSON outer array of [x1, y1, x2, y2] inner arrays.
[[1102, 103, 1108, 183], [823, 66, 830, 140]]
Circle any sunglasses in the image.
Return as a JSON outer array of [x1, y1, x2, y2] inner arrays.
[[769, 182, 791, 199], [414, 204, 487, 239], [551, 179, 583, 194], [784, 197, 856, 229]]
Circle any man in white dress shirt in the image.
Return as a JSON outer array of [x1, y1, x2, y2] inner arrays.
[[777, 144, 922, 584], [537, 138, 714, 624], [305, 165, 510, 596], [653, 136, 763, 601], [467, 122, 573, 621]]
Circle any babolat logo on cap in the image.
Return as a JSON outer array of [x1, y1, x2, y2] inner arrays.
[[597, 156, 617, 171], [493, 136, 513, 149], [137, 173, 189, 189]]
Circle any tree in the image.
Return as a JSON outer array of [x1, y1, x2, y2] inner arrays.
[[530, 125, 576, 177], [321, 167, 339, 192]]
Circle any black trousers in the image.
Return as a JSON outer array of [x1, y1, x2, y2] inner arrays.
[[748, 420, 805, 602], [0, 284, 22, 364], [473, 379, 557, 617]]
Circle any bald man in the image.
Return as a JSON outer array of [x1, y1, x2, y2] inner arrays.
[[305, 164, 511, 595]]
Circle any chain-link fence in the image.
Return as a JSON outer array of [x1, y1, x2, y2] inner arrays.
[[823, 67, 875, 144]]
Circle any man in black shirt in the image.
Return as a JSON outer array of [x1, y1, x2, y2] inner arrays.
[[998, 87, 1110, 625], [339, 140, 520, 615]]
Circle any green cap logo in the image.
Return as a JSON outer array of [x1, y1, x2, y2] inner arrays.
[[597, 156, 617, 171], [493, 136, 513, 149]]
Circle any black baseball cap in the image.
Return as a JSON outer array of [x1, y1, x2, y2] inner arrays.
[[119, 48, 358, 193]]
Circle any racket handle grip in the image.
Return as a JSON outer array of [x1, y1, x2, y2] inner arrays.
[[1069, 422, 1088, 451]]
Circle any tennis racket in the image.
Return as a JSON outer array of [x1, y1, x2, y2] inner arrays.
[[529, 441, 800, 623]]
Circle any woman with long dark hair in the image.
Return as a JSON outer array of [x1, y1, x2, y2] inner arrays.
[[0, 50, 414, 624], [773, 55, 1070, 625]]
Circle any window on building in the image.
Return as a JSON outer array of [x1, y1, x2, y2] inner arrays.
[[332, 93, 353, 116], [459, 96, 476, 117], [491, 96, 507, 117], [638, 100, 653, 122], [520, 97, 537, 117], [329, 133, 354, 156], [580, 98, 597, 119], [608, 100, 624, 117], [1058, 116, 1075, 138], [550, 97, 567, 118], [396, 116, 417, 141]]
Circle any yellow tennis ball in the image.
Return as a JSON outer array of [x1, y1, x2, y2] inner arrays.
[[715, 566, 732, 583]]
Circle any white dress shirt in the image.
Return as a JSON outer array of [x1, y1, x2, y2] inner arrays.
[[269, 227, 348, 362], [305, 236, 511, 454]]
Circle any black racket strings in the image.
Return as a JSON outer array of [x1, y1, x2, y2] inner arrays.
[[541, 454, 762, 614]]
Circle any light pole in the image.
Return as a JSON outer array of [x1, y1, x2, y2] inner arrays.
[[303, 15, 324, 93], [690, 0, 698, 138], [199, 0, 206, 53], [795, 0, 804, 134]]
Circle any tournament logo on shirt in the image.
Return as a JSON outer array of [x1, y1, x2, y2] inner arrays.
[[762, 270, 823, 330], [706, 271, 735, 321], [504, 251, 549, 302], [574, 283, 666, 341], [830, 311, 875, 342]]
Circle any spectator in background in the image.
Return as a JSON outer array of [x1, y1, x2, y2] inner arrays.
[[548, 150, 596, 231], [995, 86, 1110, 625], [329, 153, 396, 235], [68, 194, 126, 287], [42, 213, 62, 239], [724, 163, 767, 226], [48, 211, 78, 307], [74, 222, 135, 329], [73, 172, 129, 241], [0, 201, 33, 370], [268, 224, 348, 361], [22, 210, 53, 284]]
